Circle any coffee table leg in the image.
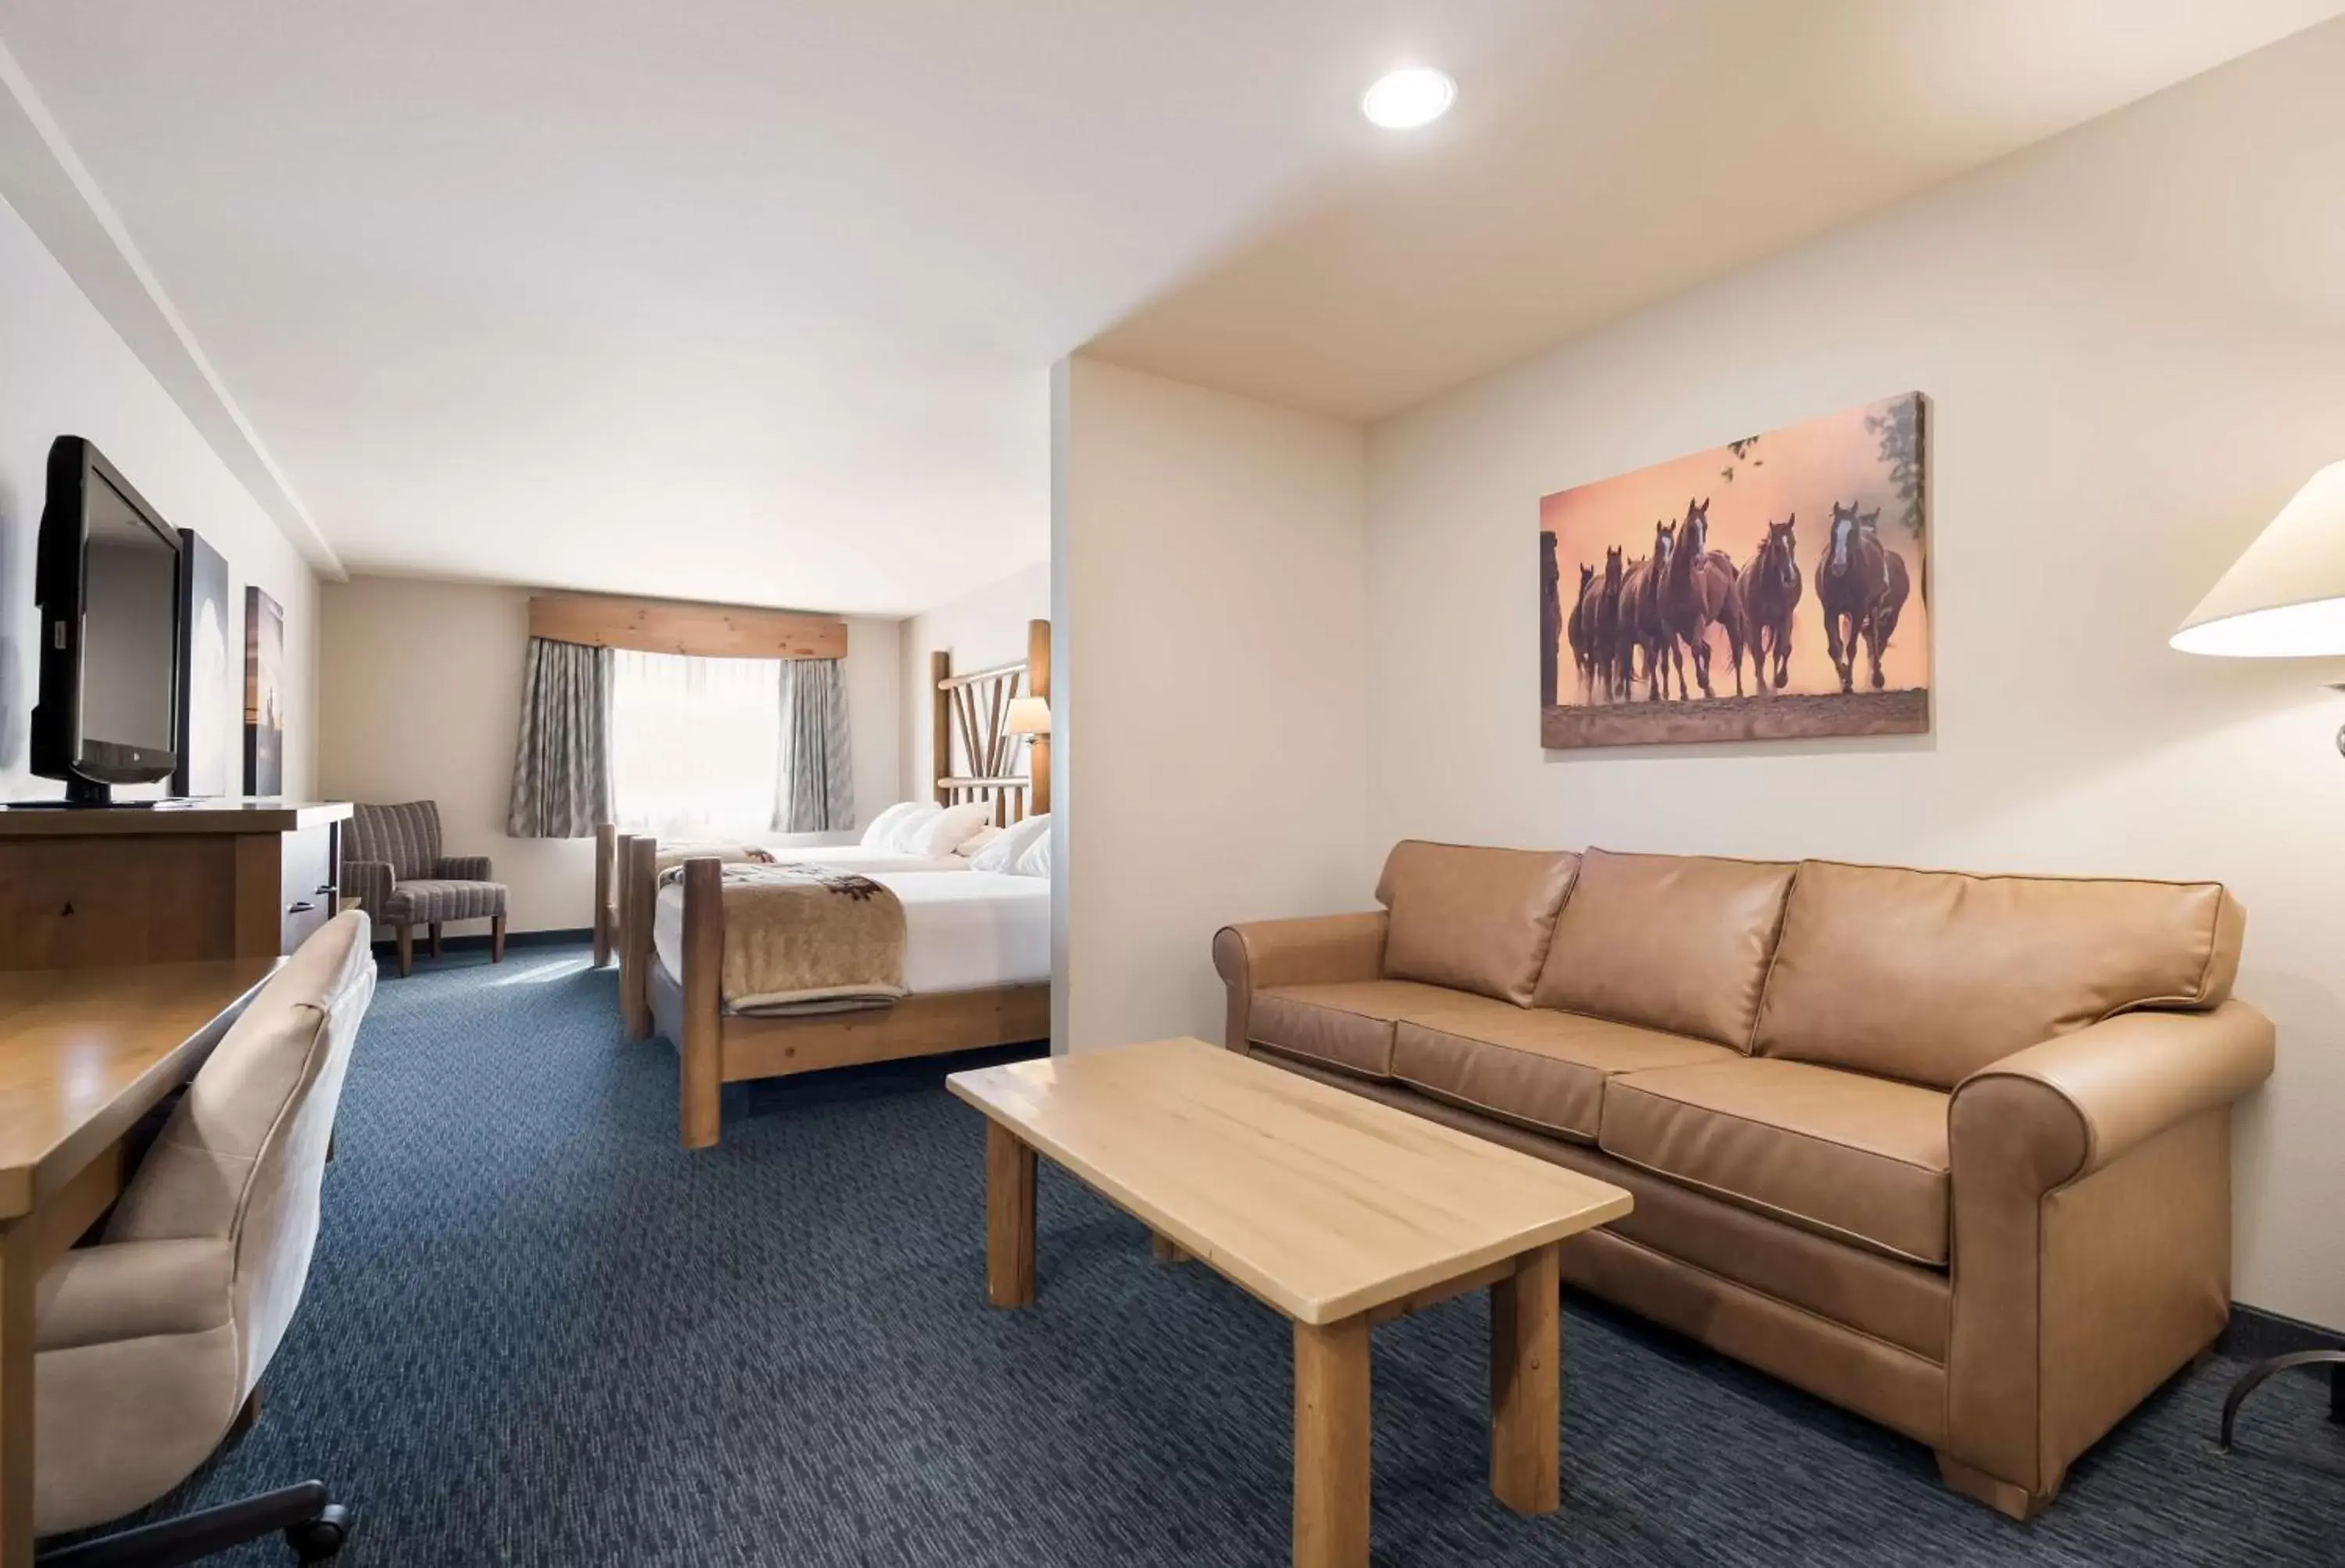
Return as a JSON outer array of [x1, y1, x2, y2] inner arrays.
[[1293, 1315, 1370, 1568], [1151, 1231, 1190, 1264], [1490, 1241, 1561, 1514], [986, 1120, 1036, 1308]]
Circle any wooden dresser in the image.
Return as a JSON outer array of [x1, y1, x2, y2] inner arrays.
[[0, 801, 353, 970]]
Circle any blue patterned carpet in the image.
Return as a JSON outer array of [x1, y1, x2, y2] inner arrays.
[[112, 946, 2345, 1565]]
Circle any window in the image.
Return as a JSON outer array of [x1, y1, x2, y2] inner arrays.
[[609, 649, 780, 836]]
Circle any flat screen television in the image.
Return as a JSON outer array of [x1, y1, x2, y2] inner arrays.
[[30, 437, 184, 806]]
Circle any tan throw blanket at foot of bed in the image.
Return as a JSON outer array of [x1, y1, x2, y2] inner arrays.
[[661, 861, 908, 1013], [653, 843, 778, 875]]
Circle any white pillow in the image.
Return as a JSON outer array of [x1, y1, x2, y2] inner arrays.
[[884, 803, 943, 852], [969, 813, 1047, 873], [1011, 821, 1053, 879], [958, 825, 1004, 859], [904, 801, 994, 857], [861, 802, 923, 849]]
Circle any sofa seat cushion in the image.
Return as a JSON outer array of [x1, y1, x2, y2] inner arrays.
[[1599, 1058, 1951, 1265], [1249, 980, 1470, 1080], [1392, 1000, 1738, 1142]]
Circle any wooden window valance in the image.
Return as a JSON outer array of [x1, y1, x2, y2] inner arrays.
[[528, 593, 847, 660]]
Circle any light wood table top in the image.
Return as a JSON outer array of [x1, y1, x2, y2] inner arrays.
[[0, 959, 280, 1218], [948, 1037, 1632, 1326]]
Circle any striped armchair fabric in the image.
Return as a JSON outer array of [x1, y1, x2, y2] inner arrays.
[[345, 801, 509, 975]]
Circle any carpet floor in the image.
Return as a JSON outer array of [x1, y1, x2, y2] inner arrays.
[[107, 945, 2343, 1566]]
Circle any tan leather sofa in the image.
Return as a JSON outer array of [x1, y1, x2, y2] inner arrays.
[[1212, 843, 2274, 1520]]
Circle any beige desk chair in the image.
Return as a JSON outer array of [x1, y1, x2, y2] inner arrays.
[[34, 911, 376, 1566]]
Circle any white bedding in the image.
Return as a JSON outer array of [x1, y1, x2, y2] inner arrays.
[[654, 868, 1051, 1000]]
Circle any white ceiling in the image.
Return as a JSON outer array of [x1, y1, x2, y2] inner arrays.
[[1090, 0, 2345, 421], [2, 2, 2337, 613]]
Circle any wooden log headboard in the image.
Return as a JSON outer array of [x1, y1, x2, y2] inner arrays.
[[933, 618, 1051, 825]]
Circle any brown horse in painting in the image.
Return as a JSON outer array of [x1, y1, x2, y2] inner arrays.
[[1618, 521, 1679, 700], [1660, 498, 1745, 698], [1594, 546, 1626, 703], [1858, 508, 1911, 688], [1816, 499, 1890, 693], [1566, 563, 1596, 701], [1733, 515, 1801, 693]]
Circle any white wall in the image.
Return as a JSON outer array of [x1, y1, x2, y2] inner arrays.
[[318, 575, 902, 935], [1363, 23, 2345, 1326], [840, 616, 908, 833], [0, 188, 317, 801], [900, 560, 1049, 800], [1054, 356, 1369, 1052]]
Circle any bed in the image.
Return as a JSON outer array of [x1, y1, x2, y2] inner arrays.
[[590, 828, 970, 964], [607, 617, 1054, 1147]]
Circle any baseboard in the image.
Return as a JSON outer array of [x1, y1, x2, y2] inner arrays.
[[2222, 1303, 2345, 1360], [371, 927, 591, 955]]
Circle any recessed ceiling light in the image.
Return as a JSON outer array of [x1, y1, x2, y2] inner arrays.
[[1361, 66, 1455, 130]]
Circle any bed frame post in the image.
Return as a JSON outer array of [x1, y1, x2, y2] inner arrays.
[[621, 836, 656, 1040], [593, 824, 617, 968], [681, 856, 725, 1150], [1026, 618, 1051, 817]]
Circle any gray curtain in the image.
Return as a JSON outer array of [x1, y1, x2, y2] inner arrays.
[[506, 638, 614, 837], [774, 657, 854, 832]]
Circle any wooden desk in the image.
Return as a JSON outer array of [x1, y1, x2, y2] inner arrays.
[[0, 959, 278, 1566]]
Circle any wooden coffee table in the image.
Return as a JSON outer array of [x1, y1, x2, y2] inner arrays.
[[947, 1037, 1632, 1567]]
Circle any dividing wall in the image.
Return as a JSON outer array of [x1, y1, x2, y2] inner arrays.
[[1052, 356, 1369, 1053]]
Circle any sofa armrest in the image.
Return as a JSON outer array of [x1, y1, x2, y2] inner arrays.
[[1211, 912, 1387, 1052], [1942, 999, 2273, 1501], [435, 854, 493, 881], [1953, 1001, 2275, 1188], [342, 860, 393, 918], [1212, 912, 1387, 993], [35, 1237, 234, 1353]]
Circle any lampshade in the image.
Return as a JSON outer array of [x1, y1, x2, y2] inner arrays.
[[1006, 696, 1051, 736], [2173, 460, 2345, 657]]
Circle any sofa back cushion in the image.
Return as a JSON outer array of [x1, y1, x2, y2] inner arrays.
[[1376, 841, 1580, 1005], [1752, 860, 2244, 1088], [1534, 849, 1795, 1048]]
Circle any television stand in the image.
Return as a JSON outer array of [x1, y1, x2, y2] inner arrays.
[[0, 800, 352, 966]]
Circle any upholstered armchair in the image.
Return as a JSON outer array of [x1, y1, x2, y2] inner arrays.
[[344, 800, 509, 976], [34, 911, 375, 1560]]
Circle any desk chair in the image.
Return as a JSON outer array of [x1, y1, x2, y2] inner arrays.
[[34, 911, 376, 1565]]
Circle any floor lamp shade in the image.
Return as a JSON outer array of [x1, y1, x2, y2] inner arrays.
[[2172, 460, 2345, 657]]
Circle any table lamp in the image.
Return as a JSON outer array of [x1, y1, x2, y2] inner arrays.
[[1006, 696, 1051, 738]]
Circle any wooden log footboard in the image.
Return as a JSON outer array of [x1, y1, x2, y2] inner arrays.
[[629, 852, 1047, 1149]]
